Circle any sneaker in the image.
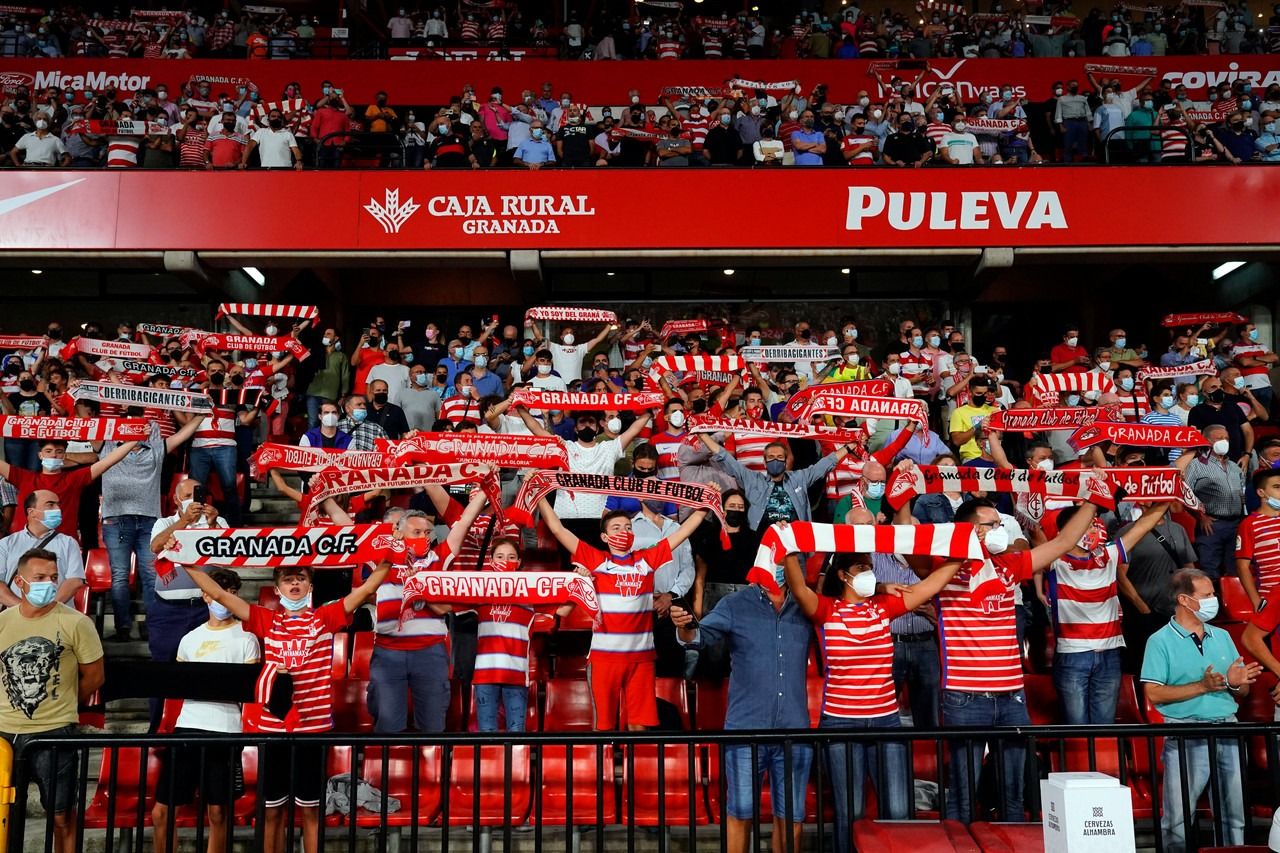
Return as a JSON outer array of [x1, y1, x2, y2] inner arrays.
[[109, 630, 132, 643], [138, 623, 149, 641]]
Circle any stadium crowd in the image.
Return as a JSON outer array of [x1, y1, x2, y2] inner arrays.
[[4, 66, 1280, 168], [3, 306, 1280, 852], [1, 0, 1278, 59]]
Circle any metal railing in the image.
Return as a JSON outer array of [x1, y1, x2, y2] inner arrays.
[[8, 721, 1280, 853], [1102, 125, 1197, 164]]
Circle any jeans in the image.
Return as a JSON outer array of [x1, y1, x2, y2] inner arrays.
[[101, 514, 157, 632], [187, 445, 240, 526], [367, 644, 450, 733], [1053, 648, 1122, 724], [1253, 386, 1273, 419], [723, 742, 814, 821], [3, 439, 37, 472], [474, 683, 528, 732], [305, 395, 327, 428], [1195, 517, 1240, 579], [941, 689, 1030, 823], [822, 713, 909, 849], [148, 596, 210, 730], [316, 145, 343, 169], [404, 143, 425, 169], [893, 634, 941, 728], [1161, 727, 1245, 853], [1062, 118, 1090, 162]]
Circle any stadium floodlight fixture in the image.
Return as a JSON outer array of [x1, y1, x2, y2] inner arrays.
[[840, 268, 851, 275], [1212, 261, 1245, 281], [242, 266, 266, 286], [30, 269, 42, 275], [723, 268, 735, 276]]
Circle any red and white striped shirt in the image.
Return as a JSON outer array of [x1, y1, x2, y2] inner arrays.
[[841, 133, 878, 165], [925, 121, 951, 146], [936, 550, 1032, 693], [244, 601, 348, 733], [1160, 126, 1188, 161], [813, 593, 908, 718], [193, 406, 236, 449], [1237, 511, 1280, 597], [374, 543, 454, 650], [575, 540, 672, 659], [1116, 388, 1151, 422], [440, 395, 483, 426], [1049, 543, 1127, 654], [899, 350, 932, 389], [439, 501, 522, 571], [107, 137, 140, 168], [1232, 344, 1272, 383], [681, 116, 710, 150], [474, 602, 536, 686], [825, 455, 865, 501], [650, 430, 685, 480], [657, 38, 681, 59]]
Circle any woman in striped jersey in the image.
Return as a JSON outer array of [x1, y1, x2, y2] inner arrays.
[[472, 537, 574, 732], [782, 548, 961, 850]]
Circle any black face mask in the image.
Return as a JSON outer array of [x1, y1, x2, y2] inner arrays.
[[373, 392, 389, 405], [1206, 388, 1225, 404], [388, 350, 402, 362], [230, 374, 245, 387], [208, 372, 225, 386], [435, 373, 447, 383], [18, 379, 36, 393], [971, 394, 987, 406], [951, 341, 965, 352], [633, 468, 656, 479], [724, 509, 746, 528], [269, 118, 283, 129], [458, 334, 471, 343], [576, 426, 597, 442], [691, 399, 708, 414], [46, 327, 61, 340]]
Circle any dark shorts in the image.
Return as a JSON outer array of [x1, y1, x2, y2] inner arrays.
[[154, 729, 244, 807], [260, 741, 327, 808], [4, 725, 78, 815]]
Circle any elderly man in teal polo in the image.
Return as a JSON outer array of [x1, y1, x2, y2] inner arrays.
[[1140, 568, 1261, 853]]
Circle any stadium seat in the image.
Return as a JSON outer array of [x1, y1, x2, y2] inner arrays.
[[852, 819, 981, 852], [620, 742, 709, 826], [351, 745, 441, 827], [1116, 674, 1145, 724], [84, 746, 160, 828], [806, 675, 825, 727], [350, 631, 373, 679], [1221, 576, 1255, 622], [543, 677, 594, 732], [539, 677, 616, 825], [967, 821, 1045, 852], [622, 676, 689, 730], [257, 586, 281, 610], [84, 548, 133, 631], [331, 679, 375, 733], [72, 584, 90, 616], [434, 744, 532, 827], [331, 631, 350, 679], [1022, 673, 1060, 725]]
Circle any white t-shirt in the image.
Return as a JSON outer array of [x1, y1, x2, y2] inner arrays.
[[549, 342, 587, 385], [557, 439, 624, 519], [15, 132, 65, 165], [940, 131, 979, 164], [175, 622, 261, 732], [529, 370, 568, 391], [366, 362, 411, 406], [250, 127, 297, 167]]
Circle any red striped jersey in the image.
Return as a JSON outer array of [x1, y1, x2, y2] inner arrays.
[[375, 543, 455, 650], [813, 593, 908, 718], [702, 36, 723, 58], [178, 130, 208, 167], [1160, 126, 1188, 160], [193, 406, 236, 448], [1237, 512, 1280, 596], [1048, 543, 1127, 654], [107, 137, 140, 168], [825, 455, 865, 501], [935, 550, 1033, 693], [574, 540, 672, 659], [657, 38, 681, 59], [486, 19, 507, 41], [440, 395, 483, 426], [1232, 344, 1272, 380], [460, 19, 481, 41], [680, 116, 710, 150], [841, 133, 878, 164], [778, 120, 801, 150], [1115, 388, 1151, 422], [439, 501, 522, 571], [650, 430, 686, 480], [244, 601, 348, 733], [143, 407, 176, 440], [473, 603, 537, 686], [925, 121, 951, 146]]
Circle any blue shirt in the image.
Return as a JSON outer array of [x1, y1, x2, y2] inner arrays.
[[470, 369, 503, 399], [605, 494, 677, 518], [1256, 131, 1280, 163], [791, 129, 826, 165], [441, 356, 472, 387], [871, 553, 934, 635], [884, 427, 949, 465], [682, 586, 813, 730], [515, 138, 556, 164], [1140, 618, 1241, 722]]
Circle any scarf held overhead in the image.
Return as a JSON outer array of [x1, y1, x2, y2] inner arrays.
[[162, 524, 395, 568], [71, 380, 214, 414], [302, 463, 497, 524], [196, 333, 309, 361], [507, 388, 665, 412], [739, 345, 840, 363], [376, 432, 569, 469], [800, 394, 928, 429], [684, 413, 866, 445], [885, 464, 1115, 511], [216, 303, 320, 323], [983, 406, 1118, 432], [1027, 372, 1117, 406], [1135, 359, 1217, 381], [524, 306, 618, 325], [784, 379, 893, 419], [1161, 312, 1247, 328], [1068, 422, 1207, 451], [250, 443, 391, 476], [0, 416, 151, 441], [401, 571, 600, 624]]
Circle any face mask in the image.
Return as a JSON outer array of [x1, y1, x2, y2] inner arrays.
[[928, 335, 941, 348], [1266, 496, 1280, 512], [766, 458, 787, 477], [1067, 394, 1081, 407], [865, 481, 885, 500], [352, 408, 368, 423], [320, 413, 340, 428], [279, 592, 311, 612], [605, 530, 634, 553], [606, 417, 622, 434], [1186, 394, 1200, 407], [209, 601, 233, 620], [453, 347, 466, 359], [1189, 595, 1218, 623], [668, 410, 686, 428], [411, 373, 429, 388], [971, 393, 988, 406], [1119, 377, 1135, 392], [719, 509, 746, 529], [264, 324, 278, 337], [41, 508, 62, 529], [1206, 389, 1225, 404], [23, 580, 56, 608], [1267, 123, 1278, 134], [887, 363, 902, 376], [1066, 336, 1079, 348], [1114, 336, 1127, 349], [40, 457, 63, 472], [826, 335, 838, 347], [321, 336, 333, 347], [1036, 458, 1055, 472], [18, 379, 35, 393], [562, 334, 575, 345], [34, 119, 47, 130], [953, 121, 967, 132], [983, 526, 1009, 555], [474, 355, 489, 369], [1212, 439, 1230, 456], [1159, 395, 1174, 409], [371, 392, 389, 406], [849, 571, 878, 598], [576, 426, 597, 442], [788, 110, 799, 121], [537, 363, 552, 376], [846, 353, 860, 366], [1250, 328, 1260, 342], [522, 345, 534, 357]]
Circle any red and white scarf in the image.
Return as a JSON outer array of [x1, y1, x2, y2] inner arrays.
[[1082, 62, 1159, 76], [784, 379, 893, 419], [984, 406, 1118, 432], [0, 335, 46, 351], [727, 78, 801, 93], [250, 443, 392, 477], [524, 306, 617, 325], [62, 337, 154, 361], [117, 360, 203, 383], [216, 303, 319, 324], [195, 333, 309, 361], [646, 355, 746, 389], [885, 464, 1115, 511], [507, 470, 728, 543], [749, 521, 983, 594], [1105, 466, 1202, 509], [658, 85, 728, 99], [137, 322, 202, 339], [963, 117, 1023, 132], [1161, 312, 1247, 329], [402, 570, 600, 622], [609, 127, 663, 143], [376, 432, 569, 469], [1027, 372, 1116, 406], [302, 463, 498, 524], [800, 394, 928, 429], [1136, 359, 1217, 381], [71, 380, 214, 414], [0, 416, 150, 441], [1068, 422, 1206, 451], [685, 413, 865, 445], [658, 319, 709, 340], [88, 119, 171, 136], [739, 345, 839, 363], [161, 524, 395, 568], [508, 389, 664, 412]]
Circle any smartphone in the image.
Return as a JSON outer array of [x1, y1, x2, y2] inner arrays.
[[399, 320, 411, 330], [192, 484, 207, 504]]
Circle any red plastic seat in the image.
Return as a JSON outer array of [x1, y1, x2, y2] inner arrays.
[[1023, 673, 1060, 725], [967, 821, 1045, 852], [620, 742, 709, 826], [351, 745, 441, 827], [257, 586, 281, 610], [1116, 674, 1145, 724], [540, 677, 616, 824], [806, 675, 824, 727], [1221, 576, 1255, 622], [84, 746, 160, 828], [543, 677, 595, 732], [330, 632, 349, 680], [72, 584, 90, 616], [853, 819, 982, 852], [331, 679, 375, 733], [84, 548, 113, 593], [349, 631, 373, 679], [434, 744, 531, 826]]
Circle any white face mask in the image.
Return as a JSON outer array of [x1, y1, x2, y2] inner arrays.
[[668, 410, 686, 428], [562, 333, 575, 345], [848, 570, 878, 598], [887, 362, 901, 375], [320, 413, 339, 428], [983, 526, 1010, 554], [1066, 336, 1079, 348], [606, 417, 622, 434], [846, 353, 860, 366], [1212, 438, 1230, 456], [537, 363, 552, 375], [1036, 458, 1054, 472]]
